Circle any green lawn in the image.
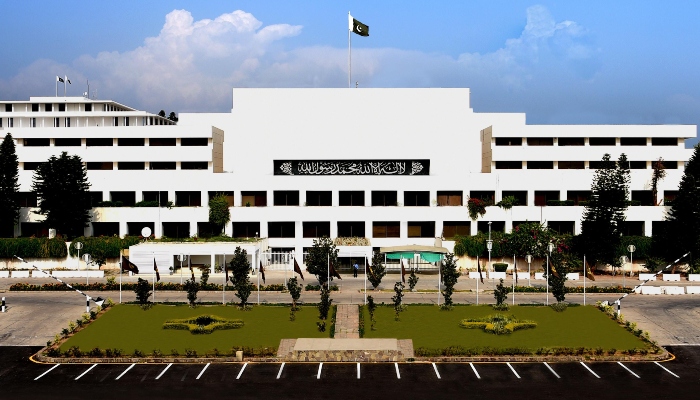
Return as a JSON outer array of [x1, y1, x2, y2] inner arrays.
[[362, 305, 648, 352], [61, 304, 328, 354]]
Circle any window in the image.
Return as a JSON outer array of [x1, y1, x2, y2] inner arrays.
[[495, 161, 522, 169], [21, 222, 48, 237], [23, 138, 50, 146], [23, 162, 41, 170], [442, 221, 470, 239], [241, 191, 267, 207], [651, 138, 678, 146], [337, 221, 365, 237], [273, 191, 299, 206], [268, 222, 295, 238], [372, 221, 400, 238], [558, 137, 585, 146], [143, 191, 168, 206], [437, 191, 463, 206], [534, 191, 559, 206], [5, 104, 12, 112], [110, 191, 136, 206], [631, 190, 654, 206], [86, 162, 113, 170], [629, 161, 647, 169], [208, 191, 234, 207], [31, 103, 39, 112], [407, 221, 435, 238], [566, 190, 591, 205], [620, 137, 647, 146], [85, 103, 92, 112], [127, 222, 155, 237], [371, 191, 397, 206], [663, 190, 679, 205], [181, 162, 208, 170], [306, 191, 332, 206], [118, 138, 144, 146], [0, 118, 2, 127], [548, 221, 575, 235], [18, 192, 38, 207], [469, 191, 495, 204], [175, 191, 202, 207], [86, 138, 113, 146], [495, 138, 522, 146], [162, 222, 190, 239], [124, 117, 129, 126], [92, 222, 119, 237], [65, 117, 70, 127], [150, 162, 176, 170], [477, 221, 504, 233], [589, 160, 615, 169], [54, 138, 81, 146], [8, 118, 13, 128], [117, 162, 145, 170], [302, 222, 330, 238], [45, 104, 52, 112], [589, 137, 615, 146], [113, 117, 118, 126], [88, 192, 103, 207], [527, 137, 553, 146], [622, 221, 644, 236], [501, 190, 527, 206], [149, 138, 176, 146], [558, 161, 585, 169], [181, 138, 208, 146], [527, 161, 554, 169], [58, 104, 65, 112], [339, 191, 365, 206], [54, 117, 59, 127], [662, 160, 678, 169], [30, 117, 36, 127], [403, 191, 429, 206]]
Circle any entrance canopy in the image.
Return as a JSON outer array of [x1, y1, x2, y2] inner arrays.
[[380, 245, 448, 263]]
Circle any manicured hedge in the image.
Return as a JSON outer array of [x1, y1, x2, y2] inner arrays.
[[68, 236, 140, 258], [0, 238, 68, 259]]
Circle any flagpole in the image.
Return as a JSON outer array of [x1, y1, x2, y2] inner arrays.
[[348, 11, 351, 88], [327, 253, 330, 287], [512, 254, 515, 306], [222, 252, 226, 305], [64, 76, 67, 97], [119, 259, 122, 304], [56, 77, 58, 97], [152, 253, 155, 303], [476, 256, 479, 305], [583, 255, 586, 306], [257, 257, 260, 305], [364, 254, 367, 305], [437, 258, 441, 306]]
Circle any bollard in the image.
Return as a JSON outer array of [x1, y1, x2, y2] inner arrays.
[[86, 298, 90, 313], [616, 300, 621, 316], [1, 296, 5, 312], [236, 350, 243, 362]]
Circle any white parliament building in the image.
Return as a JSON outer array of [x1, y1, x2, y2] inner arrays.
[[0, 88, 696, 268]]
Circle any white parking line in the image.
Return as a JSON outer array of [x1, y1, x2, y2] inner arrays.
[[317, 363, 323, 379], [196, 363, 210, 380], [506, 363, 521, 379], [470, 363, 481, 379], [277, 363, 285, 380], [155, 363, 172, 380], [617, 362, 640, 379], [236, 363, 247, 380], [432, 363, 441, 379], [395, 363, 401, 379], [35, 364, 60, 381], [654, 361, 680, 378], [75, 364, 97, 381], [543, 362, 561, 379], [580, 362, 601, 379], [115, 364, 135, 380], [357, 363, 360, 379]]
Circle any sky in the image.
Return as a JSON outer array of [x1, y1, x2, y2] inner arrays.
[[2, 1, 699, 146]]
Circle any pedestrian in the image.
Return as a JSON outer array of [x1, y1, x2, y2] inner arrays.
[[353, 261, 359, 278]]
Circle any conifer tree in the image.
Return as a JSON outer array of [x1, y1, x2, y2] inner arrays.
[[0, 133, 19, 237]]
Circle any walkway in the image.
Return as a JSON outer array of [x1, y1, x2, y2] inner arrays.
[[334, 304, 360, 339]]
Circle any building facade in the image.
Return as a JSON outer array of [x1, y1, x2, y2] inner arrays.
[[1, 88, 695, 259]]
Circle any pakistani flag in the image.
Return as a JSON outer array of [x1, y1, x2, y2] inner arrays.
[[56, 76, 64, 83], [349, 14, 369, 36]]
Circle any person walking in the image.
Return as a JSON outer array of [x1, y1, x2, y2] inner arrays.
[[353, 261, 359, 278]]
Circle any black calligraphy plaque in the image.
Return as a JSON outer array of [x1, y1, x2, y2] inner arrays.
[[274, 160, 429, 176]]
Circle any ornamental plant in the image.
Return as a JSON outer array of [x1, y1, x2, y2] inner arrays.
[[467, 198, 488, 221]]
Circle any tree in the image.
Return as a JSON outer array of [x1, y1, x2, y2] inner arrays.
[[305, 236, 338, 284], [184, 278, 199, 307], [664, 144, 700, 271], [31, 152, 91, 238], [651, 158, 667, 206], [167, 112, 178, 122], [580, 153, 630, 269], [208, 193, 230, 235], [367, 251, 386, 289], [158, 110, 166, 118], [493, 279, 508, 308], [228, 246, 253, 307], [286, 277, 302, 310], [0, 133, 19, 237], [440, 253, 460, 308], [134, 278, 152, 305], [548, 252, 576, 303], [392, 282, 405, 321]]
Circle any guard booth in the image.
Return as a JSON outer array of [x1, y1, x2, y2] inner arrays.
[[379, 245, 448, 274]]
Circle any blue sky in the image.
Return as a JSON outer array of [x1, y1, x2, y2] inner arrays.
[[2, 1, 699, 145]]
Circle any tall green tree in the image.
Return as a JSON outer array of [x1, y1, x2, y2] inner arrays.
[[651, 158, 667, 206], [208, 193, 230, 235], [580, 153, 630, 269], [305, 236, 338, 284], [440, 253, 460, 308], [664, 144, 700, 270], [31, 152, 91, 238], [228, 246, 253, 306], [367, 251, 386, 289], [0, 133, 19, 237]]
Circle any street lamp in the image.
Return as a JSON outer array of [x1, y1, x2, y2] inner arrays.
[[620, 255, 628, 288], [628, 244, 636, 279], [526, 254, 532, 287], [74, 242, 83, 276], [177, 254, 187, 284], [83, 253, 91, 285], [546, 242, 554, 305]]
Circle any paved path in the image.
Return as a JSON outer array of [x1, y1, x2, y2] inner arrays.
[[334, 304, 359, 339]]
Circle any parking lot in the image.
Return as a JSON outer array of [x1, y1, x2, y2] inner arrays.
[[1, 346, 699, 399]]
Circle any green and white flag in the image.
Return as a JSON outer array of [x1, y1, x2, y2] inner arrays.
[[349, 14, 369, 36]]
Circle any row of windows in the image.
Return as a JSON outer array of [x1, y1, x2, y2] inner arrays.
[[495, 160, 678, 170], [21, 137, 208, 147], [495, 137, 679, 146], [22, 161, 209, 171], [15, 189, 679, 209]]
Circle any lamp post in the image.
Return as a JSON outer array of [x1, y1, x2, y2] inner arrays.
[[74, 242, 83, 277], [178, 254, 187, 285], [628, 244, 636, 279], [83, 254, 91, 285], [620, 255, 628, 288], [526, 254, 532, 287], [487, 222, 493, 281], [546, 242, 554, 305]]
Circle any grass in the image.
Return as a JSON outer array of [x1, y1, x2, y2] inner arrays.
[[362, 305, 648, 352], [61, 304, 329, 354]]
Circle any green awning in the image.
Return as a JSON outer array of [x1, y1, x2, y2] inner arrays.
[[381, 245, 448, 263]]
